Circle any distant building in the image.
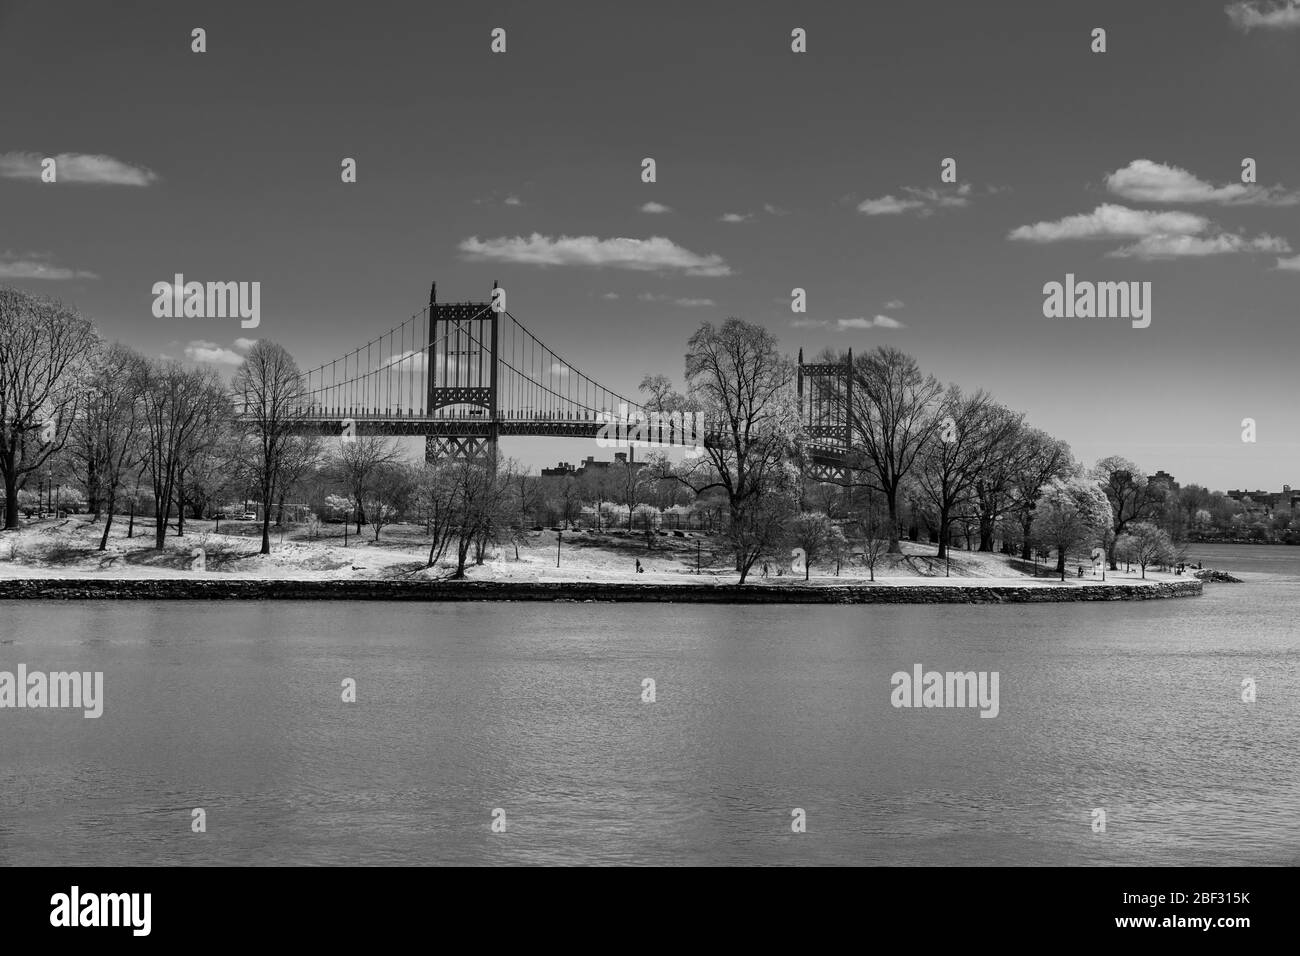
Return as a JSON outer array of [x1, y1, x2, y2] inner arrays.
[[1150, 470, 1178, 490], [1226, 486, 1300, 514], [541, 453, 632, 479]]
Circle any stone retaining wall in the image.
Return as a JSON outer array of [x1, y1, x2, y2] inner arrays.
[[0, 578, 1203, 604]]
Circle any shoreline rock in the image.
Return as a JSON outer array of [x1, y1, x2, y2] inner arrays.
[[0, 578, 1203, 604], [1193, 568, 1243, 583]]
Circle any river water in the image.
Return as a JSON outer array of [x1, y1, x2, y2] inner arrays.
[[1, 543, 1297, 866]]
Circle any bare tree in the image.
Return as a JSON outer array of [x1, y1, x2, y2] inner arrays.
[[231, 341, 311, 554], [364, 461, 415, 542], [548, 473, 583, 529], [511, 469, 543, 528], [826, 524, 850, 575], [273, 434, 324, 526], [447, 459, 507, 578], [581, 466, 616, 531], [78, 344, 149, 550], [787, 510, 832, 581], [844, 347, 943, 554], [917, 387, 1021, 559], [1115, 521, 1175, 579], [855, 494, 891, 582], [0, 287, 98, 529], [140, 361, 227, 549], [179, 422, 243, 520], [613, 458, 649, 531], [332, 434, 400, 535], [414, 460, 459, 568], [1010, 429, 1074, 560], [972, 405, 1028, 552], [671, 319, 801, 583]]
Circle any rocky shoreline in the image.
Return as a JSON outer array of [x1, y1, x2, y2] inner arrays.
[[0, 577, 1203, 604], [1193, 568, 1243, 583]]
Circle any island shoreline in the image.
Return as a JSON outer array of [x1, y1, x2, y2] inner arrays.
[[0, 578, 1202, 604]]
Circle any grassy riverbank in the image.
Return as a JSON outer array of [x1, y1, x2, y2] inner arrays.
[[0, 515, 1198, 591]]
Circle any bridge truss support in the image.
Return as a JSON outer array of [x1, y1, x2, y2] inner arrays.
[[797, 347, 855, 485], [424, 281, 500, 464]]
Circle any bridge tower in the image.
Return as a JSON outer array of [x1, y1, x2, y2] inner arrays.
[[424, 281, 500, 464], [797, 347, 854, 484]]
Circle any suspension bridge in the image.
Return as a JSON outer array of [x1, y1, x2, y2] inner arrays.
[[275, 281, 855, 478]]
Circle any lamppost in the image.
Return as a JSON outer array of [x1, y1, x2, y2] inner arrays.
[[556, 529, 562, 567]]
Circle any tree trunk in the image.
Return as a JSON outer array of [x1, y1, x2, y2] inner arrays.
[[99, 510, 114, 551], [2, 480, 18, 529], [886, 495, 902, 553], [86, 459, 100, 519], [153, 496, 167, 548], [1056, 550, 1066, 581]]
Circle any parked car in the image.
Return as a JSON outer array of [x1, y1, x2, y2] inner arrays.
[[241, 512, 258, 521]]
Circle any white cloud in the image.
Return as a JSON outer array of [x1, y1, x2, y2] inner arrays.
[[640, 201, 672, 214], [1276, 254, 1300, 271], [1226, 1, 1300, 30], [392, 349, 429, 373], [459, 233, 731, 276], [550, 362, 570, 377], [884, 299, 905, 310], [1110, 232, 1292, 259], [233, 337, 258, 351], [601, 291, 621, 300], [1011, 203, 1290, 260], [837, 315, 903, 330], [791, 315, 904, 331], [719, 212, 753, 223], [184, 341, 244, 366], [0, 252, 97, 280], [1008, 204, 1209, 242], [1105, 159, 1299, 206], [474, 194, 523, 207], [637, 292, 716, 307], [763, 203, 789, 216], [857, 195, 926, 216], [857, 184, 972, 216], [0, 151, 158, 185]]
